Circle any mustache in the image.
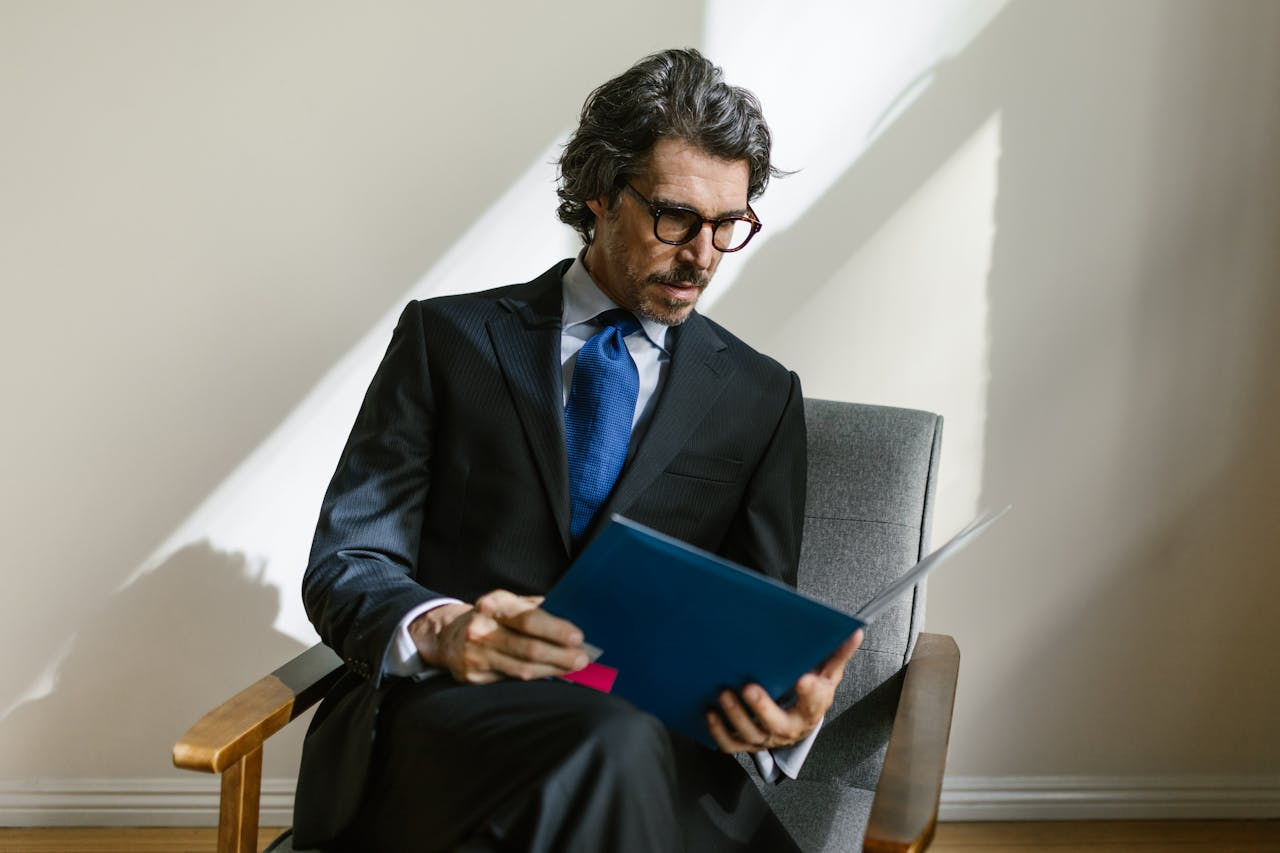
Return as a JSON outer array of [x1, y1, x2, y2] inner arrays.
[[646, 267, 710, 288]]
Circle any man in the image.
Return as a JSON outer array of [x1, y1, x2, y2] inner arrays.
[[295, 48, 862, 852]]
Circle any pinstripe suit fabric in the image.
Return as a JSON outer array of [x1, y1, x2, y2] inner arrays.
[[293, 260, 807, 848]]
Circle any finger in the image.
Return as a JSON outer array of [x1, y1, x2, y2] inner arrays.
[[474, 589, 538, 620], [705, 710, 757, 754], [817, 629, 863, 680], [448, 618, 503, 683], [466, 617, 588, 671], [739, 683, 808, 742], [454, 643, 571, 683], [786, 672, 833, 722], [475, 590, 584, 647], [718, 689, 770, 747], [487, 625, 590, 672], [461, 611, 501, 645], [454, 619, 587, 682], [483, 646, 584, 682], [495, 605, 584, 648]]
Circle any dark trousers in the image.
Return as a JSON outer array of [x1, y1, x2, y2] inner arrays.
[[344, 678, 799, 853]]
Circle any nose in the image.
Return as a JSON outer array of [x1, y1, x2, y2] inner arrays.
[[677, 222, 717, 270]]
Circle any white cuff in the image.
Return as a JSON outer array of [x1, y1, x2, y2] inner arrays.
[[750, 717, 823, 784], [751, 748, 781, 783], [380, 597, 464, 678]]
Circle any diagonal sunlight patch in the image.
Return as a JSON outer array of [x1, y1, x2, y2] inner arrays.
[[699, 0, 1007, 310], [83, 3, 1013, 662], [116, 139, 578, 644], [763, 113, 1002, 536], [0, 634, 75, 720]]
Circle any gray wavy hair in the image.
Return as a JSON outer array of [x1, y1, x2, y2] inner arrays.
[[556, 48, 781, 245]]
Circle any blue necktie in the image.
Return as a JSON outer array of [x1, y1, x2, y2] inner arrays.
[[565, 309, 643, 542]]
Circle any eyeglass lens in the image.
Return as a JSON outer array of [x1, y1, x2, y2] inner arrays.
[[655, 209, 755, 252]]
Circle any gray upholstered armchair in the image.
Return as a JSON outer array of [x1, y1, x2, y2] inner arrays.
[[174, 399, 959, 852]]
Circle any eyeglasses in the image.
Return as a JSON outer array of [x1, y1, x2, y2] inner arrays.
[[624, 183, 762, 253]]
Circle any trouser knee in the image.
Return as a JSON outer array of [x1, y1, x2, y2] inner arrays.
[[575, 705, 676, 786]]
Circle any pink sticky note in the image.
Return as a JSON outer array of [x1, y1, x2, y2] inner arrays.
[[561, 661, 618, 693]]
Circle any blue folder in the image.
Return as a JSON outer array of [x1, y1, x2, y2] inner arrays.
[[541, 516, 860, 749], [541, 509, 1008, 748]]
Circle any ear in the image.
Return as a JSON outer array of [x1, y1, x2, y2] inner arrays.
[[585, 194, 610, 219]]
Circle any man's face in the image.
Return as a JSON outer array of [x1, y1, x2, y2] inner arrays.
[[583, 137, 751, 326]]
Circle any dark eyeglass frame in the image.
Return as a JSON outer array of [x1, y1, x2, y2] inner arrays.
[[623, 183, 762, 253]]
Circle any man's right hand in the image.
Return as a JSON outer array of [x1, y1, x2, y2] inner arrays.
[[409, 589, 589, 684]]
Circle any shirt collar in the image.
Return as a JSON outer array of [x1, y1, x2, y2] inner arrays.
[[562, 255, 671, 352]]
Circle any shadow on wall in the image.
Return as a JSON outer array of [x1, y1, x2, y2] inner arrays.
[[713, 0, 1280, 777], [0, 1, 706, 779], [708, 57, 994, 352], [948, 0, 1280, 776], [705, 4, 1003, 532], [0, 543, 309, 777]]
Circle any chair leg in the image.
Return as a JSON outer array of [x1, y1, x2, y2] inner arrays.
[[218, 745, 263, 853]]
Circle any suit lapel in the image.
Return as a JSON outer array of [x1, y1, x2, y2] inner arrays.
[[599, 312, 736, 523], [488, 261, 573, 555]]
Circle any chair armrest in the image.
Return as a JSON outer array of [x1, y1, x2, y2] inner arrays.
[[173, 643, 344, 774], [863, 632, 960, 853]]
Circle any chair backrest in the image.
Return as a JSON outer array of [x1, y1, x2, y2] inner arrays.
[[794, 398, 942, 789]]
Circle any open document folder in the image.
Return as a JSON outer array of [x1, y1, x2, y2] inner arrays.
[[541, 507, 1009, 748]]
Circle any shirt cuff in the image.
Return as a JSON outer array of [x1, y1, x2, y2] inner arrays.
[[750, 717, 823, 784], [380, 597, 464, 678]]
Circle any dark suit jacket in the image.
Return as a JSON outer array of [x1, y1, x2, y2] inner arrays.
[[293, 259, 807, 846]]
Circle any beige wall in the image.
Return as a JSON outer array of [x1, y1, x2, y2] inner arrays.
[[0, 0, 702, 797], [712, 0, 1280, 791], [2, 0, 1278, 822]]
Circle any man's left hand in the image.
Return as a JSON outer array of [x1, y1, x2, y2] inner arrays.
[[705, 629, 863, 753]]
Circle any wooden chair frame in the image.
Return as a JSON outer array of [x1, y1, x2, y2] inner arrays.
[[174, 632, 958, 852]]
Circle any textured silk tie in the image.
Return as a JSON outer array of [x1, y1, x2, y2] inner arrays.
[[565, 309, 643, 542]]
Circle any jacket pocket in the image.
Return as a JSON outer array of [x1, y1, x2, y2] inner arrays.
[[663, 452, 743, 483]]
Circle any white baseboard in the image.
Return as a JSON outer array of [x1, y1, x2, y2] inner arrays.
[[2, 775, 1278, 826], [940, 775, 1280, 821], [0, 777, 295, 827]]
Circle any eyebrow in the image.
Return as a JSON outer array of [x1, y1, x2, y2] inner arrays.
[[649, 194, 751, 219]]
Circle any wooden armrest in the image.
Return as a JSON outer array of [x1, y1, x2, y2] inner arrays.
[[173, 643, 344, 774], [863, 632, 960, 853]]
